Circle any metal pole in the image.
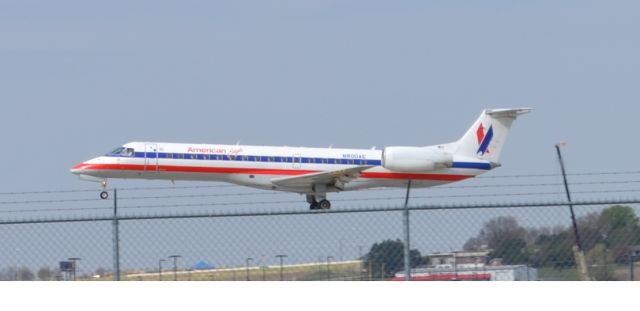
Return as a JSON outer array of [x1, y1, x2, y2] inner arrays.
[[246, 258, 253, 281], [112, 189, 120, 281], [555, 144, 589, 280], [169, 255, 181, 281], [631, 255, 636, 281], [326, 256, 333, 280], [159, 259, 166, 281], [68, 257, 80, 281], [276, 255, 287, 281], [403, 180, 412, 281], [555, 145, 583, 251]]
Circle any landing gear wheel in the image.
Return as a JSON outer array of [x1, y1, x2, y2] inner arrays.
[[318, 199, 331, 210], [100, 191, 109, 200], [309, 202, 319, 210]]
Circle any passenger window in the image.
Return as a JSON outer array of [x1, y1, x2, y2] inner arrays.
[[167, 153, 173, 159], [323, 158, 328, 164]]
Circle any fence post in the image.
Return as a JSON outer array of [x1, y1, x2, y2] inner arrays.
[[631, 255, 636, 281], [112, 189, 121, 281], [403, 180, 412, 281]]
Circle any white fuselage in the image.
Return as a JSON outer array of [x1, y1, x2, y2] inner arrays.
[[71, 142, 492, 194]]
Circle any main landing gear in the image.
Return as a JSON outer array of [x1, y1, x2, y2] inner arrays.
[[307, 195, 331, 210]]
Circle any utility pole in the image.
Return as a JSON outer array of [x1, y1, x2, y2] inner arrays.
[[246, 258, 253, 281], [276, 255, 287, 281], [169, 255, 181, 281], [555, 143, 589, 281], [158, 259, 166, 281], [630, 254, 638, 281], [403, 180, 412, 281]]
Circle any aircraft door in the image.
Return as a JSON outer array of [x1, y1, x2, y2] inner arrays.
[[144, 143, 159, 173]]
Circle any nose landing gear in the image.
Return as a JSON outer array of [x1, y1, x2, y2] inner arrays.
[[100, 191, 109, 200], [99, 180, 109, 200]]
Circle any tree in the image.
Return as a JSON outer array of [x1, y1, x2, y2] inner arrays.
[[37, 267, 54, 281], [586, 243, 616, 280], [530, 231, 575, 269], [364, 239, 423, 279], [598, 205, 640, 262], [17, 267, 35, 281], [95, 267, 107, 278], [464, 216, 529, 265], [576, 212, 604, 252]]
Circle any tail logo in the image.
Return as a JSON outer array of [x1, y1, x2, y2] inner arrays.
[[476, 123, 493, 155]]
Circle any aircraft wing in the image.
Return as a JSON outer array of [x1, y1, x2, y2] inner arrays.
[[271, 166, 374, 189]]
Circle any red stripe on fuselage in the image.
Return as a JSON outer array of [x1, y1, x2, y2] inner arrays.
[[79, 163, 473, 181], [360, 172, 470, 181]]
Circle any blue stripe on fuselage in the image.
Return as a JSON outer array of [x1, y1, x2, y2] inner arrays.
[[108, 152, 490, 170], [451, 162, 492, 170]]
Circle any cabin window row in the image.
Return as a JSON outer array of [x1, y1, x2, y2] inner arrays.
[[153, 153, 373, 165]]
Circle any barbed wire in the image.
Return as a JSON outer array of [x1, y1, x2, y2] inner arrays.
[[2, 170, 640, 196], [2, 179, 640, 206], [3, 188, 640, 214], [110, 189, 640, 210]]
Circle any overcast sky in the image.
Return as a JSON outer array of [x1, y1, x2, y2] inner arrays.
[[0, 1, 639, 272], [1, 0, 638, 191]]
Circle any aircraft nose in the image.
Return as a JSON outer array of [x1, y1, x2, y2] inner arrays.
[[70, 162, 90, 174]]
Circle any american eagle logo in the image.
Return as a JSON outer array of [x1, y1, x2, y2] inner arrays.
[[476, 123, 493, 155]]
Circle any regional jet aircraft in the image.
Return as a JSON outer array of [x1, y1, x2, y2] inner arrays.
[[71, 108, 531, 209]]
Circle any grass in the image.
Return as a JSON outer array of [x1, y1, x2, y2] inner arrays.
[[119, 261, 365, 281]]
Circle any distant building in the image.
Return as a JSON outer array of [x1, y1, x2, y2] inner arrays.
[[391, 250, 537, 281], [428, 250, 490, 267]]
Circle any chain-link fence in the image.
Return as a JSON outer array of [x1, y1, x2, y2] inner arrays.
[[2, 171, 640, 281]]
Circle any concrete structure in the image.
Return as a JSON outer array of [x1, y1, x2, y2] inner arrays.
[[392, 250, 537, 281], [392, 264, 537, 281]]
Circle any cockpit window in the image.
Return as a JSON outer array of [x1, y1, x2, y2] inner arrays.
[[108, 147, 135, 157], [109, 147, 125, 155]]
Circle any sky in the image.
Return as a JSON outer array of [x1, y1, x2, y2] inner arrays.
[[1, 0, 639, 274], [1, 0, 639, 189]]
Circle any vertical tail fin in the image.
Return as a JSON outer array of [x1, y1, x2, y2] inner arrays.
[[455, 108, 532, 163]]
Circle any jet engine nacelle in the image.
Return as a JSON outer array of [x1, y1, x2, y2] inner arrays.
[[382, 147, 453, 172]]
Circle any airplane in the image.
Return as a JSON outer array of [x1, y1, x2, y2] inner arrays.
[[70, 108, 531, 210]]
